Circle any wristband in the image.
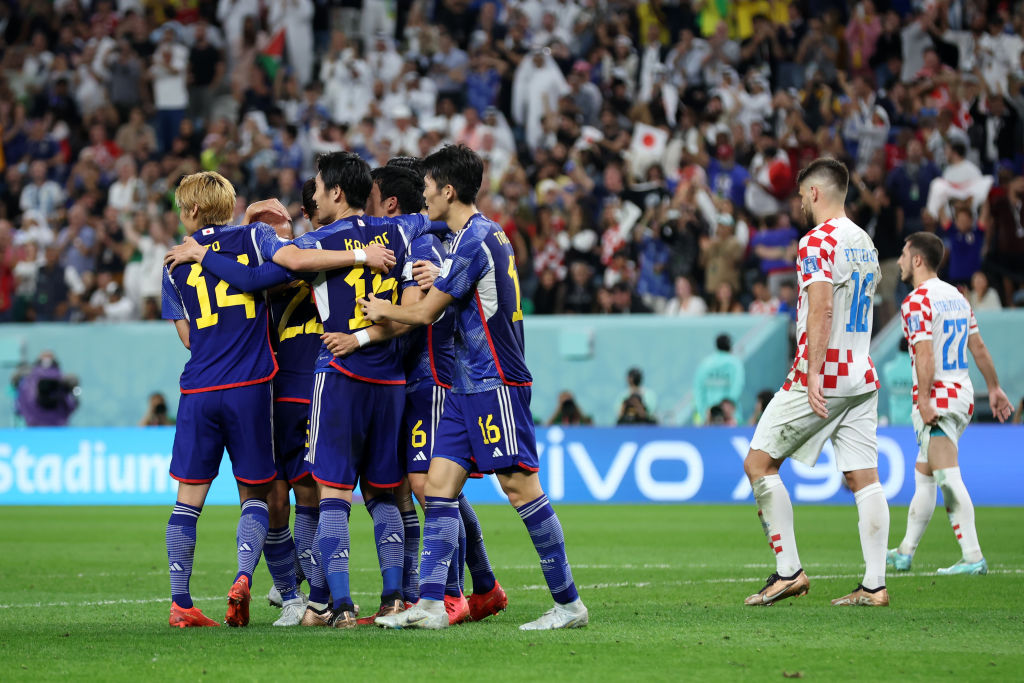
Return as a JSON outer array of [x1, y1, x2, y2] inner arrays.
[[354, 329, 371, 348], [353, 248, 366, 265]]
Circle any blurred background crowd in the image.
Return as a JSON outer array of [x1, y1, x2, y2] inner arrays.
[[1, 0, 1023, 327]]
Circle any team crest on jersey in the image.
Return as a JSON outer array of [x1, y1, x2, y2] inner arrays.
[[801, 256, 820, 274], [202, 227, 215, 236], [910, 314, 922, 332]]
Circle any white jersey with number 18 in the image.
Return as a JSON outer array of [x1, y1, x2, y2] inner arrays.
[[783, 217, 881, 398]]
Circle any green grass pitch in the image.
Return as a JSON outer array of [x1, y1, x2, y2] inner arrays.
[[2, 504, 1023, 681]]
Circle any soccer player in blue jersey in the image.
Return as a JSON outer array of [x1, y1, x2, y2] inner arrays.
[[161, 171, 389, 628], [325, 162, 507, 625], [361, 145, 588, 631]]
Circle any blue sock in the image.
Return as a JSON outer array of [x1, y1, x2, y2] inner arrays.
[[419, 496, 460, 601], [457, 514, 467, 593], [235, 498, 269, 585], [444, 515, 464, 598], [400, 508, 421, 602], [264, 526, 299, 602], [365, 494, 405, 602], [517, 494, 579, 605], [317, 498, 353, 611], [167, 502, 201, 608], [307, 520, 329, 606], [459, 494, 496, 594], [293, 505, 318, 592]]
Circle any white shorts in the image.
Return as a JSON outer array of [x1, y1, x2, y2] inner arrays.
[[911, 402, 972, 465], [750, 388, 879, 472]]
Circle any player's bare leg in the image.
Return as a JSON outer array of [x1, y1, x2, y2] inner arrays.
[[167, 482, 219, 627], [929, 436, 986, 575], [889, 461, 935, 572], [376, 458, 468, 629], [498, 471, 587, 630], [743, 449, 809, 606], [356, 483, 407, 624], [832, 468, 890, 606]]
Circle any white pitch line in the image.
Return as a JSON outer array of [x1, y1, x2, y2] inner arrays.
[[3, 569, 1021, 610]]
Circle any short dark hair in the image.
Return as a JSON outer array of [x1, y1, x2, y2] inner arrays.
[[386, 156, 424, 174], [301, 177, 316, 220], [316, 151, 371, 210], [949, 139, 968, 159], [371, 165, 425, 214], [905, 232, 945, 272], [422, 144, 483, 205], [716, 334, 732, 352], [796, 158, 849, 197], [627, 367, 643, 386]]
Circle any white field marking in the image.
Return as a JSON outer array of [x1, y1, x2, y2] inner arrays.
[[8, 569, 1021, 610]]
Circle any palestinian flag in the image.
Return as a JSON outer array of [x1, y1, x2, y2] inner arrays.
[[257, 28, 286, 80]]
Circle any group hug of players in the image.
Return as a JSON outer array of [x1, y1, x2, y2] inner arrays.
[[161, 145, 588, 630], [161, 148, 1013, 629]]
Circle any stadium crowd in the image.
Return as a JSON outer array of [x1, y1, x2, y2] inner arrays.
[[1, 0, 1023, 324]]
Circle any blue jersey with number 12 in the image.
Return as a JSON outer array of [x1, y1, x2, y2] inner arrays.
[[161, 222, 281, 393], [290, 213, 430, 384]]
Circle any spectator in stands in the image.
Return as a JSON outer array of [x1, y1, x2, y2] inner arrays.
[[616, 367, 657, 421], [748, 277, 779, 314], [149, 27, 189, 153], [749, 212, 798, 295], [13, 351, 80, 427], [943, 206, 984, 287], [692, 333, 745, 425], [968, 271, 1003, 312], [20, 160, 64, 222], [708, 281, 743, 314], [982, 175, 1024, 305], [664, 275, 707, 316], [700, 213, 743, 298], [777, 280, 797, 320]]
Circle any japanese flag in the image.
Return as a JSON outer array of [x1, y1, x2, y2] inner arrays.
[[629, 123, 668, 174]]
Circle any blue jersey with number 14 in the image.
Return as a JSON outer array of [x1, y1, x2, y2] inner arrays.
[[290, 213, 430, 384], [432, 213, 532, 394], [162, 222, 282, 393]]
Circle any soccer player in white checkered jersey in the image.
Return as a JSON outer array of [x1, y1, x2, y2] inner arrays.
[[887, 232, 1014, 575], [743, 158, 892, 607]]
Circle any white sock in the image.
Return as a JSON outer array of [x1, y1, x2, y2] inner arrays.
[[418, 598, 446, 614], [935, 467, 983, 563], [752, 475, 801, 577], [898, 471, 936, 556], [854, 482, 889, 590]]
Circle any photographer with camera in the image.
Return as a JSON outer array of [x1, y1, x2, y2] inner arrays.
[[548, 391, 593, 426], [140, 392, 174, 427], [12, 351, 80, 426]]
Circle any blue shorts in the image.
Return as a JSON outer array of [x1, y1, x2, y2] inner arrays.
[[305, 371, 404, 490], [433, 385, 539, 475], [273, 399, 312, 484], [402, 384, 448, 474], [170, 382, 276, 486]]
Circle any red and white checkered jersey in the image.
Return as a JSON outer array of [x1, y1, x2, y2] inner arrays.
[[782, 216, 881, 397], [900, 277, 978, 410]]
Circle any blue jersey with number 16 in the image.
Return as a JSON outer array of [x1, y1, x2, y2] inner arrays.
[[162, 222, 281, 393]]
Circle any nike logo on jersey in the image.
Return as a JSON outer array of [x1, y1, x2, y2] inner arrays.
[[413, 451, 428, 462]]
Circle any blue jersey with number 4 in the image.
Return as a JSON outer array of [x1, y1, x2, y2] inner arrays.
[[162, 223, 281, 393], [432, 213, 532, 394], [290, 213, 430, 384]]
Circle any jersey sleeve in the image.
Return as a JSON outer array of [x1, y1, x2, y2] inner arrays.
[[288, 226, 327, 251], [433, 232, 490, 301], [252, 222, 287, 262], [797, 229, 837, 285], [161, 267, 186, 321], [201, 250, 293, 293], [901, 290, 933, 346], [402, 234, 442, 291]]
